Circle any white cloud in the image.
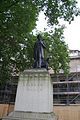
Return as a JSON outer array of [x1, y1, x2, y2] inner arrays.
[[64, 16, 80, 50], [36, 11, 47, 31]]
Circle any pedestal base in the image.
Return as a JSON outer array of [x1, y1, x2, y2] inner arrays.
[[14, 69, 53, 113], [2, 69, 58, 120], [3, 111, 58, 120]]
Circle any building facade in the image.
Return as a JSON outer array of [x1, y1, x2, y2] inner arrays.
[[52, 50, 80, 105]]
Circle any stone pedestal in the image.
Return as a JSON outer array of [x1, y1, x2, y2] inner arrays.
[[3, 69, 57, 120]]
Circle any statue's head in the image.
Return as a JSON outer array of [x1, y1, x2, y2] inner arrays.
[[37, 34, 42, 40]]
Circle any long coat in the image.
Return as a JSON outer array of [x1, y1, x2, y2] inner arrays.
[[34, 39, 46, 67]]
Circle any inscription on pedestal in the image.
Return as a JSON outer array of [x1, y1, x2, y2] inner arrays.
[[20, 74, 49, 91]]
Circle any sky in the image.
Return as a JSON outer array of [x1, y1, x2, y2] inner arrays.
[[36, 0, 80, 51]]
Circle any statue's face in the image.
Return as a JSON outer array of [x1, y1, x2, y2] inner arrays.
[[37, 34, 42, 40]]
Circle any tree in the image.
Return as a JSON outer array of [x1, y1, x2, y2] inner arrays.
[[43, 26, 70, 75], [0, 0, 80, 83], [35, 0, 80, 25], [0, 0, 39, 83]]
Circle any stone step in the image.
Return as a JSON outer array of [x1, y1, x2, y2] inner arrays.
[[2, 111, 58, 120]]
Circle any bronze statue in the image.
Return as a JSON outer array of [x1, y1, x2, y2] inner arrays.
[[33, 34, 49, 69]]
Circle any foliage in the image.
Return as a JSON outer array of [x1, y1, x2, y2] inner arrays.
[[0, 0, 80, 83], [43, 27, 70, 75], [0, 0, 38, 83], [38, 0, 80, 25]]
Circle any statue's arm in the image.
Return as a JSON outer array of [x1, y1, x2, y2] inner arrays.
[[41, 40, 46, 48]]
